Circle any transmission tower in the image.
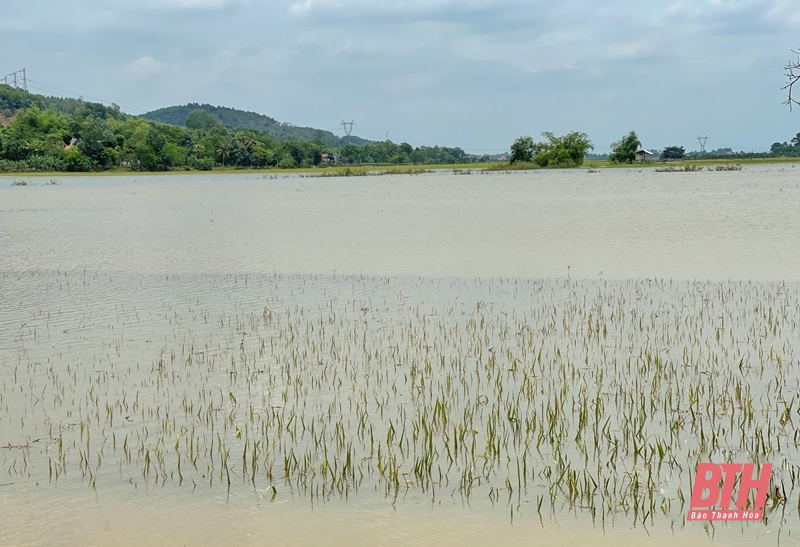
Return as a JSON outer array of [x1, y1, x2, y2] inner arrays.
[[2, 68, 27, 91], [696, 135, 709, 153], [341, 120, 355, 137]]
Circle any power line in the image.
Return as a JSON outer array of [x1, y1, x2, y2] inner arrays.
[[24, 78, 149, 114], [2, 68, 27, 91], [340, 119, 355, 136]]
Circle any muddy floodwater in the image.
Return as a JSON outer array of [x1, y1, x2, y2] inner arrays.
[[2, 166, 800, 546]]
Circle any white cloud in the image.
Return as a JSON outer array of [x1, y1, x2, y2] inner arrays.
[[127, 57, 166, 80], [3, 0, 800, 152], [84, 0, 251, 11], [289, 0, 314, 14]]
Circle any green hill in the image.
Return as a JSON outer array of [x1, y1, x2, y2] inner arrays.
[[0, 84, 125, 121], [141, 103, 370, 147], [1, 86, 370, 147]]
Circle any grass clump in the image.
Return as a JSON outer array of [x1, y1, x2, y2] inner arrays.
[[655, 165, 704, 173], [306, 166, 434, 178], [655, 164, 742, 173]]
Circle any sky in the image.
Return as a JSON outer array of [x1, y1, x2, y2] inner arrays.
[[3, 0, 800, 153]]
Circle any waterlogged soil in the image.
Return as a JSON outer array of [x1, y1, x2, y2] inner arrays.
[[1, 167, 800, 546]]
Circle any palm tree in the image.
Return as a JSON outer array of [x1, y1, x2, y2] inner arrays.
[[216, 140, 232, 168]]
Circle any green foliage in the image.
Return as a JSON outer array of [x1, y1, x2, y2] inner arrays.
[[78, 118, 117, 168], [63, 147, 93, 172], [609, 131, 641, 164], [510, 136, 535, 164], [1, 84, 124, 120], [0, 84, 37, 112], [510, 132, 593, 167], [530, 131, 593, 167], [185, 109, 220, 131], [0, 87, 477, 173], [142, 103, 369, 148], [0, 107, 70, 161], [770, 133, 800, 157], [336, 141, 468, 165], [661, 146, 685, 160]]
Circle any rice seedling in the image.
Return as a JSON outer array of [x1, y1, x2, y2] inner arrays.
[[0, 270, 798, 541]]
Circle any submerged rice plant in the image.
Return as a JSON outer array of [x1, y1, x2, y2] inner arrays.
[[1, 272, 798, 534]]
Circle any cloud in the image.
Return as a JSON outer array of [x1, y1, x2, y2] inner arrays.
[[127, 57, 167, 80], [89, 0, 252, 10], [3, 0, 800, 152], [289, 0, 314, 15]]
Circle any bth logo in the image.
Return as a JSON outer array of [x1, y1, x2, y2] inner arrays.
[[687, 463, 772, 521]]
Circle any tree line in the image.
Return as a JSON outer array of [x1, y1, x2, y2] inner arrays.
[[0, 85, 476, 173], [509, 130, 667, 165], [142, 103, 371, 147], [510, 128, 800, 165]]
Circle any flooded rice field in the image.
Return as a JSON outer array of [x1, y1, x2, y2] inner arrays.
[[1, 166, 800, 545]]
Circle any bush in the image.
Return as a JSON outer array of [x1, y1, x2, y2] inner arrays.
[[26, 155, 66, 172], [660, 146, 685, 160], [192, 157, 214, 171], [609, 131, 641, 163], [509, 132, 593, 167], [63, 147, 93, 172], [0, 159, 28, 172], [277, 156, 297, 169]]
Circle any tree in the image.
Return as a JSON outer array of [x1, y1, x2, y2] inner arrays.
[[63, 147, 92, 171], [185, 109, 220, 131], [77, 117, 117, 168], [510, 136, 535, 164], [338, 144, 363, 164], [530, 131, 593, 167], [215, 138, 232, 168], [660, 145, 685, 160], [785, 50, 800, 109], [609, 131, 641, 163], [1, 107, 70, 159]]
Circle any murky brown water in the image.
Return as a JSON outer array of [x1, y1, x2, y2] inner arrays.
[[2, 167, 800, 546], [1, 166, 799, 279]]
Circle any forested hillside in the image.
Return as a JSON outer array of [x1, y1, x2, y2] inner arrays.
[[142, 103, 370, 147], [0, 84, 123, 121], [0, 85, 473, 172]]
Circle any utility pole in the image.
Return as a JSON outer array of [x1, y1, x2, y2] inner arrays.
[[2, 68, 28, 90], [340, 120, 355, 137], [696, 135, 709, 153]]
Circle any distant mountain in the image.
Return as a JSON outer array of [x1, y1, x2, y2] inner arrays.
[[141, 103, 370, 147]]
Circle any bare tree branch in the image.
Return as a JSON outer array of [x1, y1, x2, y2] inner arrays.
[[783, 49, 800, 111]]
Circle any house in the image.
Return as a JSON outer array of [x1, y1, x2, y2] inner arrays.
[[635, 149, 652, 162]]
